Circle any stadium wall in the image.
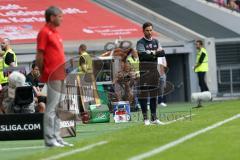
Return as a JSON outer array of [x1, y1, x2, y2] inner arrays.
[[172, 0, 240, 35]]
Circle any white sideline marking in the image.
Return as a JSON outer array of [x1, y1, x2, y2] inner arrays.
[[42, 141, 108, 160], [0, 146, 44, 151], [129, 114, 240, 160], [164, 114, 196, 125]]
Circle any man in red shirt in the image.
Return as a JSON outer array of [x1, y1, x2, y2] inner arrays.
[[36, 6, 73, 147]]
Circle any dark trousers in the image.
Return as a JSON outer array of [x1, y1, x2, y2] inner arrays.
[[138, 62, 159, 121], [197, 72, 209, 92], [158, 95, 166, 104], [139, 97, 157, 121]]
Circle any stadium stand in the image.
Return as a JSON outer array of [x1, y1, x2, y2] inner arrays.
[[206, 0, 240, 11]]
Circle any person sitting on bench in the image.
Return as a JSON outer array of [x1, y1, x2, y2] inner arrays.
[[26, 61, 46, 113]]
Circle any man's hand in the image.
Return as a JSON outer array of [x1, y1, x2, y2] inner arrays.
[[156, 50, 165, 57], [80, 64, 88, 73], [194, 64, 200, 71], [9, 62, 16, 67]]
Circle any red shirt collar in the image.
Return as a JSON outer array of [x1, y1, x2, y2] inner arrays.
[[45, 23, 58, 32]]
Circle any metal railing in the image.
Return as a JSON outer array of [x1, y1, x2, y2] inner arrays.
[[217, 64, 240, 96]]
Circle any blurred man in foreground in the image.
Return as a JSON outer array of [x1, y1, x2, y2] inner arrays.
[[36, 6, 73, 147]]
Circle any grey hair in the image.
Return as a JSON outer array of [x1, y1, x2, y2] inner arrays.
[[45, 6, 62, 22], [8, 71, 26, 88]]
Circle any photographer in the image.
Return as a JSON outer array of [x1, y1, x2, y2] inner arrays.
[[0, 71, 35, 114]]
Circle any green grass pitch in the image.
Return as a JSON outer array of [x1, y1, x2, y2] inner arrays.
[[0, 99, 239, 160]]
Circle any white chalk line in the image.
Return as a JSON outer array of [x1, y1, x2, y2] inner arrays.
[[0, 145, 44, 151], [163, 114, 196, 125], [144, 114, 196, 126], [42, 141, 108, 160], [129, 114, 240, 160]]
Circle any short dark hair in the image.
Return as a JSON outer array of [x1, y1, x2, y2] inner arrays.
[[45, 6, 62, 22], [79, 44, 87, 51], [196, 40, 203, 46], [31, 60, 36, 69], [142, 22, 153, 30]]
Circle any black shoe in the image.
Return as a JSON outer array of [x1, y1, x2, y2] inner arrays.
[[195, 104, 203, 108]]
